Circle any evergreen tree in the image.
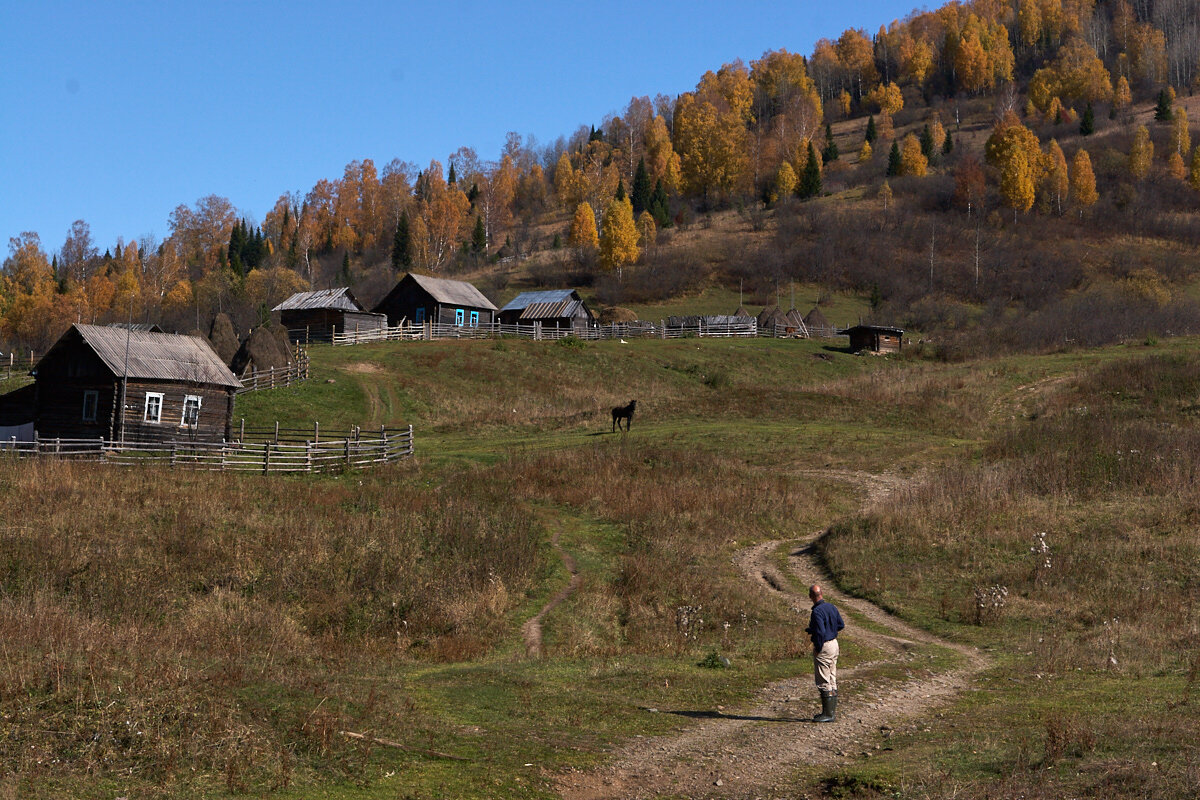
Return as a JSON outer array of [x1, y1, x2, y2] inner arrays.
[[471, 214, 487, 254], [614, 178, 626, 202], [391, 212, 412, 271], [650, 179, 671, 228], [887, 140, 902, 176], [467, 182, 479, 205], [919, 124, 935, 158], [822, 123, 839, 162], [798, 141, 822, 199], [631, 157, 653, 215], [943, 133, 954, 156], [448, 162, 457, 185], [588, 125, 603, 142], [1080, 102, 1095, 136], [228, 221, 246, 277], [865, 115, 877, 144], [1155, 90, 1173, 122], [340, 252, 352, 286]]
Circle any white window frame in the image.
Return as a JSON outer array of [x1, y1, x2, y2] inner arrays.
[[181, 394, 202, 427], [143, 392, 164, 423], [82, 390, 98, 423]]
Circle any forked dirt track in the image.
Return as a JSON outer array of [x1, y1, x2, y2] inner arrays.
[[554, 472, 990, 800]]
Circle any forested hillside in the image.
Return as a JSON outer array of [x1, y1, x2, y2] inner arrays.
[[5, 0, 1200, 357]]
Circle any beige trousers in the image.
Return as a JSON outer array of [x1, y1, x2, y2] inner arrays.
[[814, 638, 839, 693]]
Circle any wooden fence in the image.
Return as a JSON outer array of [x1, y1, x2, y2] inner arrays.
[[0, 425, 413, 474], [325, 319, 849, 346], [237, 350, 310, 394], [0, 351, 36, 382]]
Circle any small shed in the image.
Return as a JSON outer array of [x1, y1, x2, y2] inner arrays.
[[373, 272, 498, 327], [498, 289, 595, 328], [32, 324, 241, 442], [272, 288, 386, 341], [842, 324, 904, 354]]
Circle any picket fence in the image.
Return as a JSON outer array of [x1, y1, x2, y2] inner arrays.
[[236, 350, 310, 394]]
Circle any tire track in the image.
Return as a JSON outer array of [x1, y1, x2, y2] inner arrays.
[[522, 526, 581, 658]]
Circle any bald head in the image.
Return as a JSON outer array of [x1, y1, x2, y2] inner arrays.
[[809, 584, 823, 603]]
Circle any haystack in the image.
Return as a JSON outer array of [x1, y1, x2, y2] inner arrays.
[[271, 324, 294, 363], [599, 306, 639, 324], [208, 313, 239, 365], [803, 306, 831, 332], [230, 326, 289, 376]]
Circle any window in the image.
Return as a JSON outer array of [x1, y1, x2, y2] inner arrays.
[[144, 392, 163, 423], [181, 395, 202, 427], [82, 390, 98, 423], [470, 311, 479, 327], [455, 308, 464, 326], [415, 307, 425, 323]]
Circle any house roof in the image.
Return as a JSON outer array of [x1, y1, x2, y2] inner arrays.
[[272, 287, 363, 312], [405, 273, 497, 310], [840, 324, 905, 336], [518, 299, 589, 320], [106, 322, 164, 333], [38, 324, 241, 389], [499, 289, 580, 313]]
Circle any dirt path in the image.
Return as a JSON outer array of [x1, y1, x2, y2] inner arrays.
[[555, 472, 989, 800], [522, 526, 582, 658]]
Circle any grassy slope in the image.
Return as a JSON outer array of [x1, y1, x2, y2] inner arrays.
[[2, 335, 1198, 798]]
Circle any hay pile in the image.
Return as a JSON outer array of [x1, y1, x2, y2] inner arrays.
[[208, 314, 239, 365], [231, 326, 290, 376]]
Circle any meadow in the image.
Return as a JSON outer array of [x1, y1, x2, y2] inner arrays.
[[0, 334, 1197, 798]]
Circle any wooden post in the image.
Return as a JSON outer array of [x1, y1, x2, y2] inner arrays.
[[408, 424, 413, 456], [314, 421, 319, 443], [239, 418, 245, 442], [344, 438, 351, 465], [306, 441, 313, 472], [274, 421, 280, 444], [171, 443, 177, 467], [264, 442, 271, 474]]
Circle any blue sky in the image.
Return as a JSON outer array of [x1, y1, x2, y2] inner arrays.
[[2, 1, 921, 257]]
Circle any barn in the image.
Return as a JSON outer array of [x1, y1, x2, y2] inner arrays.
[[272, 288, 387, 342], [32, 324, 241, 442], [498, 289, 595, 329], [373, 272, 498, 327], [842, 324, 904, 354]]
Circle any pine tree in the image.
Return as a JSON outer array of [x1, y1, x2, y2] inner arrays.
[[919, 124, 935, 159], [943, 133, 954, 156], [887, 140, 902, 176], [865, 115, 877, 144], [631, 157, 653, 215], [650, 179, 671, 228], [822, 123, 839, 162], [1155, 89, 1173, 122], [798, 141, 822, 199], [448, 162, 457, 185], [614, 179, 626, 202], [471, 215, 487, 254], [340, 252, 352, 286], [392, 212, 412, 271], [1080, 102, 1095, 136]]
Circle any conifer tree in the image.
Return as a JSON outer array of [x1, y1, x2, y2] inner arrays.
[[614, 179, 626, 202], [943, 133, 954, 156], [798, 141, 822, 199], [865, 115, 877, 144], [1080, 102, 1094, 136], [650, 179, 671, 228], [340, 252, 352, 286], [887, 140, 902, 176], [1155, 89, 1173, 122], [631, 157, 653, 216], [919, 124, 935, 159], [822, 123, 839, 162], [471, 215, 487, 254], [448, 162, 457, 185], [392, 212, 412, 271]]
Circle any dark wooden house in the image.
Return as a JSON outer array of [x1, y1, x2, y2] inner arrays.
[[498, 289, 595, 328], [842, 324, 904, 354], [373, 272, 497, 327], [273, 288, 386, 341], [32, 324, 241, 442]]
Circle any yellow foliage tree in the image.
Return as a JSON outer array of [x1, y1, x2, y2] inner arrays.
[[636, 211, 657, 249], [644, 115, 681, 192], [879, 180, 893, 211], [865, 82, 903, 115], [599, 197, 639, 271], [1113, 75, 1132, 110], [899, 134, 928, 176], [673, 92, 749, 199], [1129, 125, 1153, 179], [986, 112, 1045, 187], [1167, 151, 1187, 180], [859, 140, 873, 162], [1027, 36, 1112, 111], [1070, 148, 1098, 213], [774, 161, 797, 202], [838, 90, 852, 117], [1000, 145, 1037, 219], [1190, 146, 1200, 190], [1169, 108, 1191, 156], [1043, 139, 1070, 215], [568, 202, 599, 251]]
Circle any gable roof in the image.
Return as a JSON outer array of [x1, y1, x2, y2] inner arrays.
[[38, 324, 241, 389], [272, 287, 363, 312], [500, 289, 580, 313], [405, 273, 497, 310]]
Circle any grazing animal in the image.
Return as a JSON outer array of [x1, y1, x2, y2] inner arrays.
[[612, 399, 637, 432]]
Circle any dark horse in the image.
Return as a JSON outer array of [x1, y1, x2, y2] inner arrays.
[[612, 400, 637, 432]]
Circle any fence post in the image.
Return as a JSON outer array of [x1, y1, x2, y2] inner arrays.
[[344, 438, 351, 465], [274, 421, 280, 444], [171, 443, 177, 467], [306, 441, 313, 472], [264, 442, 271, 474], [239, 418, 245, 442], [314, 421, 319, 443]]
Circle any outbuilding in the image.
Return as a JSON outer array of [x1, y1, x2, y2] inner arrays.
[[842, 324, 904, 354], [272, 288, 386, 342], [498, 289, 595, 329], [32, 324, 241, 442], [373, 272, 497, 328]]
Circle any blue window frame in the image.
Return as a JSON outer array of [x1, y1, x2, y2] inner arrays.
[[470, 311, 479, 327], [415, 307, 425, 323], [455, 308, 464, 326]]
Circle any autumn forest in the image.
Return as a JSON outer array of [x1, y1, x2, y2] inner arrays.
[[6, 0, 1200, 357]]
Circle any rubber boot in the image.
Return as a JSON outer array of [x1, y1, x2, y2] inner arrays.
[[813, 690, 836, 723]]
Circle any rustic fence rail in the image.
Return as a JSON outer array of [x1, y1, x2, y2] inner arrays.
[[0, 425, 413, 474], [236, 350, 310, 394], [0, 351, 37, 382], [325, 319, 848, 346]]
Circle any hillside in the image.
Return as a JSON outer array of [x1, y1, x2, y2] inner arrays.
[[1, 334, 1197, 797]]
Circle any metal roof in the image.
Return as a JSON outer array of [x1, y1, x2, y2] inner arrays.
[[406, 273, 497, 310], [40, 324, 242, 388], [518, 299, 588, 320], [272, 287, 363, 312], [500, 289, 579, 312]]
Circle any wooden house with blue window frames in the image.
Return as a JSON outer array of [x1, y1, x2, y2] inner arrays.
[[373, 272, 497, 328], [31, 324, 241, 443]]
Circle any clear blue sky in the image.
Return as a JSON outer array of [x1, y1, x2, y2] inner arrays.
[[2, 1, 920, 257]]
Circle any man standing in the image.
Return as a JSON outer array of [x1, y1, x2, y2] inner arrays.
[[805, 584, 844, 723]]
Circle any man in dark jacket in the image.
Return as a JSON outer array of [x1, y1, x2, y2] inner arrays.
[[805, 584, 844, 723]]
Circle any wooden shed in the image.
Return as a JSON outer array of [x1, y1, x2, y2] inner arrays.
[[273, 288, 386, 342], [842, 324, 904, 354], [498, 289, 595, 328], [32, 324, 241, 442], [373, 272, 497, 328]]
